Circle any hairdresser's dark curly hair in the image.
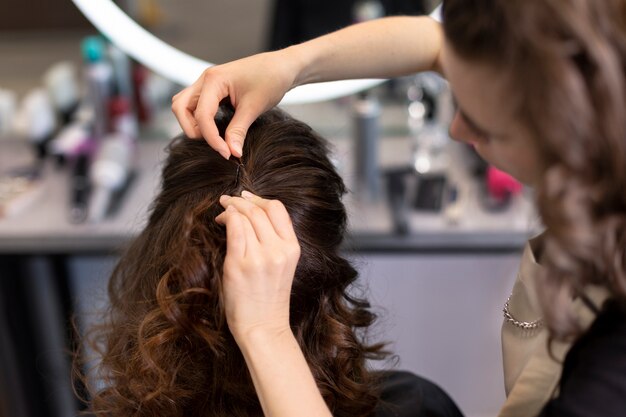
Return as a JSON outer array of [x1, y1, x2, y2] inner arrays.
[[79, 106, 386, 416], [444, 0, 626, 339]]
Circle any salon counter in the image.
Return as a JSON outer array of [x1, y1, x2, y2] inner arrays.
[[0, 131, 537, 254]]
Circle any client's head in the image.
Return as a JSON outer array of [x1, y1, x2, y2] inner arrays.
[[84, 105, 384, 417]]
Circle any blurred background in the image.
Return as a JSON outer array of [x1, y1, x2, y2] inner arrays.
[[0, 1, 538, 417]]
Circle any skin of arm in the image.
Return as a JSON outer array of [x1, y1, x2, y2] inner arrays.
[[215, 193, 332, 417], [171, 16, 444, 158], [238, 329, 333, 417], [290, 15, 444, 85]]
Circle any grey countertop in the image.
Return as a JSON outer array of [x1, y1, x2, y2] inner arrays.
[[0, 139, 160, 253], [0, 125, 539, 254], [0, 95, 542, 254]]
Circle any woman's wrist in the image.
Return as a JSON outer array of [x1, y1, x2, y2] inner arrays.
[[233, 323, 295, 353], [283, 43, 318, 88], [235, 324, 332, 417]]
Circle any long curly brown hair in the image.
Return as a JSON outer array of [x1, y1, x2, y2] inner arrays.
[[78, 106, 385, 416], [443, 0, 626, 339]]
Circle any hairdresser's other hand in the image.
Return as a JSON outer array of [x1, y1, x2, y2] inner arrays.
[[171, 50, 299, 159], [215, 191, 300, 343]]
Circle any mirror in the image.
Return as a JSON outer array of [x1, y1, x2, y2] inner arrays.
[[144, 0, 274, 64], [74, 0, 442, 102], [137, 0, 442, 64]]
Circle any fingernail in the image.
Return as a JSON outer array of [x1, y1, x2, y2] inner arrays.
[[226, 205, 236, 212], [241, 190, 256, 200], [231, 141, 243, 157], [219, 146, 231, 160], [219, 195, 231, 203]]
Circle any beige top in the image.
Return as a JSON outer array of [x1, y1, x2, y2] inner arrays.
[[498, 236, 610, 417]]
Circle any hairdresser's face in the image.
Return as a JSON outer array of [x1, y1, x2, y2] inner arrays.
[[441, 42, 546, 186]]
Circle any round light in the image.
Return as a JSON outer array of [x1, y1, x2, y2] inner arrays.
[[72, 0, 441, 105]]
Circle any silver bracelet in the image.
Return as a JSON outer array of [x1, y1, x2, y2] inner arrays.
[[503, 294, 544, 330]]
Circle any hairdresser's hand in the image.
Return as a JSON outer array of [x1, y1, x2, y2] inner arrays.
[[215, 191, 300, 343], [171, 50, 300, 159]]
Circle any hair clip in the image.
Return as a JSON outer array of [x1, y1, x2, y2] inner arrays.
[[235, 163, 243, 187]]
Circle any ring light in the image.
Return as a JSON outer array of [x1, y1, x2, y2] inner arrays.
[[72, 0, 441, 105]]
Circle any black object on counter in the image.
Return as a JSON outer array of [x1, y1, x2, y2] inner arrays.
[[354, 92, 381, 201], [69, 153, 90, 224], [105, 170, 137, 218], [413, 174, 447, 212], [384, 167, 414, 236]]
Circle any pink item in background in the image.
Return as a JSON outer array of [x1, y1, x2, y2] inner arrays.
[[486, 166, 522, 203]]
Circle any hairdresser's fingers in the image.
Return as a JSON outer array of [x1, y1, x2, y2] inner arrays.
[[171, 82, 203, 139], [193, 71, 233, 159], [224, 103, 262, 158], [171, 97, 202, 139], [220, 195, 277, 244], [173, 81, 231, 160], [238, 210, 262, 257], [240, 191, 297, 241], [216, 206, 246, 258], [172, 72, 231, 159], [216, 205, 260, 257]]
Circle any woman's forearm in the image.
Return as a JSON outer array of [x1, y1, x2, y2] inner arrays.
[[288, 16, 444, 87], [238, 329, 332, 417]]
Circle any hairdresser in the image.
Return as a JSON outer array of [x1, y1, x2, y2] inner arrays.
[[172, 1, 626, 416]]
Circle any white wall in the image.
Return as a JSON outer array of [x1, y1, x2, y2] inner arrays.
[[353, 253, 521, 417]]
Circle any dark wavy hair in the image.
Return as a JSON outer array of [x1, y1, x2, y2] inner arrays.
[[78, 106, 385, 416], [443, 0, 626, 339]]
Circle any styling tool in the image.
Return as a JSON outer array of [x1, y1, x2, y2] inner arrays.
[[43, 61, 80, 125], [82, 36, 114, 139], [13, 88, 58, 166], [88, 134, 133, 222], [0, 89, 17, 137]]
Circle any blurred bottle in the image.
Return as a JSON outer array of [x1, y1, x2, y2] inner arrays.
[[0, 89, 17, 137], [81, 36, 114, 140], [353, 0, 385, 22], [408, 72, 451, 175], [13, 88, 58, 163], [108, 44, 133, 100], [132, 64, 151, 123], [108, 44, 139, 139], [108, 96, 139, 139], [49, 121, 90, 165], [43, 61, 80, 125], [353, 92, 381, 201], [88, 134, 134, 222]]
